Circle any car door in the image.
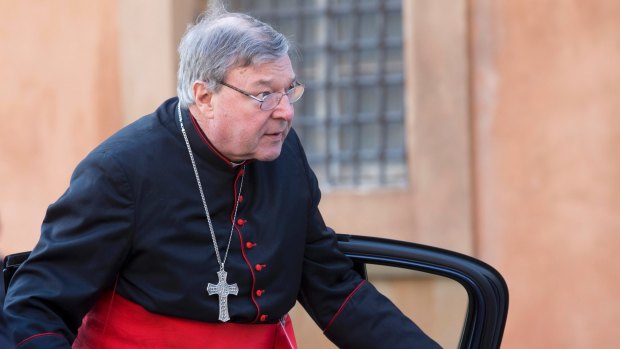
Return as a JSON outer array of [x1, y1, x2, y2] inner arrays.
[[336, 234, 508, 349]]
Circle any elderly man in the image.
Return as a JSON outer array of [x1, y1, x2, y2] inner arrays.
[[4, 5, 441, 349]]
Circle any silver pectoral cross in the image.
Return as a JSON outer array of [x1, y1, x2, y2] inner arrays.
[[207, 269, 238, 322]]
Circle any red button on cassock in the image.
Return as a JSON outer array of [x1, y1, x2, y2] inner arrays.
[[256, 289, 264, 297], [255, 264, 266, 271], [260, 314, 268, 322], [237, 218, 247, 226], [245, 242, 256, 249]]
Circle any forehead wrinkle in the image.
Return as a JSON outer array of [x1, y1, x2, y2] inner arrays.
[[227, 56, 295, 90]]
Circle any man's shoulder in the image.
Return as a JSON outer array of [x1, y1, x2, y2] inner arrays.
[[81, 98, 180, 167]]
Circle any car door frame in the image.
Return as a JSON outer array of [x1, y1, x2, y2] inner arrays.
[[336, 234, 508, 349]]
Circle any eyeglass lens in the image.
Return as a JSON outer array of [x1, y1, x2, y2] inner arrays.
[[261, 85, 304, 111]]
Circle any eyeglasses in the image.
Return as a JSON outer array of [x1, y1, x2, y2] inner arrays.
[[218, 80, 305, 111]]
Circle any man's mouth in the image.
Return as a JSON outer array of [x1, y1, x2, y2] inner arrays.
[[264, 130, 285, 141]]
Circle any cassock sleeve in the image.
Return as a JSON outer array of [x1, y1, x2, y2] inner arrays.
[[294, 139, 442, 349], [3, 150, 133, 349], [0, 279, 15, 349]]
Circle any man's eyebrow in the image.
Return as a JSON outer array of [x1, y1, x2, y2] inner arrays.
[[253, 77, 297, 88], [254, 79, 273, 87]]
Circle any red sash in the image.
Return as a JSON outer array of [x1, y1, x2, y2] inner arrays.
[[73, 291, 297, 349]]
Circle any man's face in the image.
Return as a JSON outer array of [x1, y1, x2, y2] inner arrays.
[[200, 55, 296, 162]]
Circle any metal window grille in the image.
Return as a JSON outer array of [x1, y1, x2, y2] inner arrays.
[[230, 0, 407, 190]]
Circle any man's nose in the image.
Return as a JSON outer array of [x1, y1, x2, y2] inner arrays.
[[272, 94, 294, 121]]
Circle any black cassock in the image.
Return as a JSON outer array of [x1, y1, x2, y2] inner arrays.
[[4, 98, 441, 349], [1, 278, 14, 349]]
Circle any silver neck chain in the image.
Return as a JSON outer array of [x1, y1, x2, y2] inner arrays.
[[177, 103, 244, 270]]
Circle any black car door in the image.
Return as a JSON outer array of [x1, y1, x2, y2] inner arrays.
[[336, 234, 508, 349]]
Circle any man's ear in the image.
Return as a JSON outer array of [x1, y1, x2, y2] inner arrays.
[[192, 81, 214, 117]]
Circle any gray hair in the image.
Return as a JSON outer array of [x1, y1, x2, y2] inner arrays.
[[176, 6, 290, 107]]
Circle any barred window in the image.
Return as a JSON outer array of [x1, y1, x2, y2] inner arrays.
[[230, 0, 407, 190]]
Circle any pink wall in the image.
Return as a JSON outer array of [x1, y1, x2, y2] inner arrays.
[[0, 1, 122, 253], [471, 1, 620, 347]]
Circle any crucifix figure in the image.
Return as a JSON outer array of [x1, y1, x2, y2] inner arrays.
[[207, 269, 238, 322]]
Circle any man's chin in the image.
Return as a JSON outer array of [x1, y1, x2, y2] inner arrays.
[[254, 146, 283, 162], [256, 152, 282, 162]]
